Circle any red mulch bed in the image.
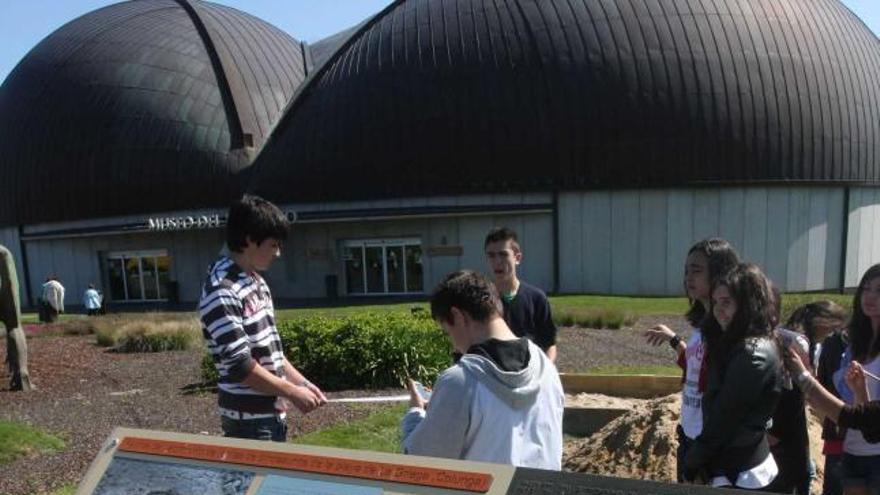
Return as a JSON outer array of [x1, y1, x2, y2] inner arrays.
[[0, 336, 397, 495]]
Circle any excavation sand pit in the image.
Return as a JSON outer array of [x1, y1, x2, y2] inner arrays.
[[563, 393, 826, 491]]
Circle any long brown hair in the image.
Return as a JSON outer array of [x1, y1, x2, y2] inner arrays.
[[704, 263, 779, 364], [786, 300, 847, 366], [684, 238, 740, 327], [850, 264, 880, 362]]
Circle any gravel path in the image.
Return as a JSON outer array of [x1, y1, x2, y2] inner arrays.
[[0, 314, 683, 494], [555, 315, 689, 373]]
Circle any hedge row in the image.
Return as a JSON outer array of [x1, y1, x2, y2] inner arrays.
[[202, 312, 452, 391]]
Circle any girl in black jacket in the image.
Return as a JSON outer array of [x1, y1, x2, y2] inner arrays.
[[684, 263, 784, 490]]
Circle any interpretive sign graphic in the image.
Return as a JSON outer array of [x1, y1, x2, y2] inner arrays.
[[118, 437, 493, 492], [256, 475, 381, 495], [92, 457, 254, 494]]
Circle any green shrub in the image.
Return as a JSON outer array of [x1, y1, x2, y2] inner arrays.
[[555, 307, 636, 329], [280, 312, 452, 390], [199, 312, 452, 390]]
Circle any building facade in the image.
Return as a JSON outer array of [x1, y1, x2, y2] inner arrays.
[[1, 0, 879, 308]]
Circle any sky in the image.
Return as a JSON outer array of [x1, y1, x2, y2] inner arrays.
[[0, 0, 878, 85]]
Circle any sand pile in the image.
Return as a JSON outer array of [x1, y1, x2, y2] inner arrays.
[[564, 394, 680, 481], [563, 393, 826, 491], [565, 393, 644, 409]]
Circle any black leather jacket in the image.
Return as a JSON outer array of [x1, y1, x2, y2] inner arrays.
[[685, 336, 784, 479]]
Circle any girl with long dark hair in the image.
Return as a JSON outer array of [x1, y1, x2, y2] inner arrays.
[[643, 238, 740, 482], [834, 264, 880, 495], [684, 263, 783, 490]]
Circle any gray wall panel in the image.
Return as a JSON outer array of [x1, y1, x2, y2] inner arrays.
[[786, 189, 810, 290], [847, 187, 880, 286], [742, 188, 769, 265], [611, 192, 639, 295], [665, 192, 694, 294], [558, 194, 582, 293], [581, 192, 612, 294], [559, 186, 850, 295], [763, 190, 791, 291], [638, 191, 668, 295]]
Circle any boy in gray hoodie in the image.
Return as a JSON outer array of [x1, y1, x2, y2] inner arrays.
[[401, 270, 564, 469]]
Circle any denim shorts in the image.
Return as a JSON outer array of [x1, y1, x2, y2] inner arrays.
[[221, 415, 288, 442], [839, 453, 880, 492]]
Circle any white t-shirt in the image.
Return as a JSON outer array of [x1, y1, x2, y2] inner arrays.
[[844, 354, 880, 456], [680, 328, 705, 439]]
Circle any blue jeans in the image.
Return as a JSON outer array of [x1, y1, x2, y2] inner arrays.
[[677, 425, 692, 483], [823, 453, 843, 495], [840, 453, 880, 494], [221, 415, 287, 442]]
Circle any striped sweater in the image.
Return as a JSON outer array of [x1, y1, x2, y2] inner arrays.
[[200, 256, 286, 417]]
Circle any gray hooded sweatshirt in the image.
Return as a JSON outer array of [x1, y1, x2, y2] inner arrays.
[[401, 339, 564, 469]]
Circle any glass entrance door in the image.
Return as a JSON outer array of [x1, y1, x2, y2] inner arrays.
[[342, 239, 423, 295]]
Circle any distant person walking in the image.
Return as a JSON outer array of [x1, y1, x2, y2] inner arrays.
[[83, 284, 102, 316], [40, 276, 64, 323]]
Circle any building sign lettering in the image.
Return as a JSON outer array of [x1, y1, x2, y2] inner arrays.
[[148, 214, 221, 231]]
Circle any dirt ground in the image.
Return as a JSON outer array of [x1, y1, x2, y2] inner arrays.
[[0, 335, 399, 495], [0, 315, 820, 494]]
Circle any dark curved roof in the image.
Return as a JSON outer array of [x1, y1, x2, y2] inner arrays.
[[0, 0, 306, 226], [250, 0, 880, 204]]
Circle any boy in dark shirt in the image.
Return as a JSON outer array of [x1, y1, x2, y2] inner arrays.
[[484, 227, 558, 362]]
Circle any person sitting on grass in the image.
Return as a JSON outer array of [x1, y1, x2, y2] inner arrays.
[[401, 270, 564, 469], [200, 195, 326, 442]]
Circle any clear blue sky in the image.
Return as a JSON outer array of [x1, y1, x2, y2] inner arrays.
[[0, 0, 877, 85]]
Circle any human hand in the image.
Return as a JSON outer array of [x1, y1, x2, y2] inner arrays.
[[784, 344, 809, 375], [302, 380, 328, 406], [285, 384, 321, 414], [845, 362, 869, 402], [644, 325, 676, 346], [406, 378, 428, 409]]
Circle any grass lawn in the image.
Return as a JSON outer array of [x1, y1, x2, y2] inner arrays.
[[293, 404, 407, 454], [44, 485, 76, 495], [19, 291, 852, 325], [0, 420, 65, 465], [276, 292, 851, 321]]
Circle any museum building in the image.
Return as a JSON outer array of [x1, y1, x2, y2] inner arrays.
[[1, 0, 879, 308]]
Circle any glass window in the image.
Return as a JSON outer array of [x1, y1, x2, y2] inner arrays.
[[125, 257, 143, 300], [365, 246, 385, 294], [386, 246, 404, 293], [342, 239, 422, 295], [108, 258, 126, 301], [105, 251, 171, 301], [405, 245, 423, 293], [344, 246, 365, 294], [157, 256, 171, 300], [141, 257, 159, 300]]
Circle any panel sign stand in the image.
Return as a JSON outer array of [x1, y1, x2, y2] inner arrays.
[[77, 428, 753, 495], [77, 428, 514, 495]]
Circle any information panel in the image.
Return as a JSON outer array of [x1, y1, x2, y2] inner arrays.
[[77, 428, 754, 495], [77, 428, 514, 495]]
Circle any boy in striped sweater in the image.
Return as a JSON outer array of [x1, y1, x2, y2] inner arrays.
[[200, 195, 326, 441]]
